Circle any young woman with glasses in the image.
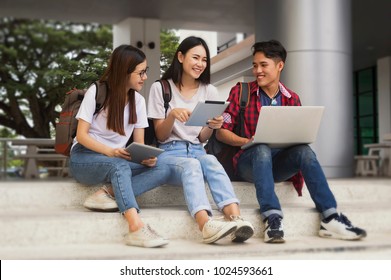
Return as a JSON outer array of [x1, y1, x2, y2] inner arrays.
[[69, 45, 170, 248]]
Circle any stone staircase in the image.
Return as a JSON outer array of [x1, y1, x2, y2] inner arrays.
[[1, 177, 391, 259]]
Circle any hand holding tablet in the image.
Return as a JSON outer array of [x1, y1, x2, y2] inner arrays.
[[185, 100, 230, 126], [125, 142, 164, 164]]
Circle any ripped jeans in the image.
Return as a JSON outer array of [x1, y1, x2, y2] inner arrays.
[[153, 141, 239, 217]]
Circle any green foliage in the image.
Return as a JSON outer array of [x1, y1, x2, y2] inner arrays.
[[0, 127, 15, 138], [0, 17, 179, 138], [160, 29, 179, 75], [0, 17, 112, 138]]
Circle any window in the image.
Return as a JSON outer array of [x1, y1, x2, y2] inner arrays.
[[353, 67, 378, 155]]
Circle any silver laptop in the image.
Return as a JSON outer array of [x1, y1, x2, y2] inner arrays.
[[241, 106, 325, 149]]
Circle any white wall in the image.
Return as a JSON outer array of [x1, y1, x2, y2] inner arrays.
[[215, 76, 253, 101], [178, 29, 218, 57]]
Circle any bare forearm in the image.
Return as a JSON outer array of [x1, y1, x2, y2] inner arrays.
[[76, 132, 113, 156], [216, 128, 249, 147], [198, 126, 214, 142], [154, 115, 176, 142]]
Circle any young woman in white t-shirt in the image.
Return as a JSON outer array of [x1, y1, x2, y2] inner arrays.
[[147, 36, 254, 244], [69, 45, 169, 248]]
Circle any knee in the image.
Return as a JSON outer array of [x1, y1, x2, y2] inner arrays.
[[173, 158, 201, 174], [296, 145, 317, 163], [200, 154, 219, 165], [253, 144, 272, 160], [200, 154, 225, 170], [111, 160, 133, 176]]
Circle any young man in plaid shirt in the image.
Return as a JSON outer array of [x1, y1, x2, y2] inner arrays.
[[216, 39, 366, 243]]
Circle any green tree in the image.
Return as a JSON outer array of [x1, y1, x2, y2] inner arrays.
[[160, 29, 179, 75], [0, 17, 112, 138], [0, 18, 179, 138]]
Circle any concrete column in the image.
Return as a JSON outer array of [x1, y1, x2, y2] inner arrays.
[[255, 0, 353, 177], [143, 19, 161, 104], [113, 17, 161, 101], [377, 57, 391, 139]]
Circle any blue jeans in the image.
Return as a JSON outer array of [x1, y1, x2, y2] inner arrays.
[[156, 141, 239, 217], [237, 144, 337, 220], [69, 144, 171, 213]]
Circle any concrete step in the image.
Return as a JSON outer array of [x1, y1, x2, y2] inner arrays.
[[1, 178, 390, 210], [1, 178, 390, 260], [1, 202, 389, 247], [1, 233, 390, 260]]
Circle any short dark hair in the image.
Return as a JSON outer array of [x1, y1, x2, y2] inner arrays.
[[251, 40, 287, 63]]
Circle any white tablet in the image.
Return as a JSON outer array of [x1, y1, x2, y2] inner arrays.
[[185, 100, 230, 126], [125, 142, 164, 164]]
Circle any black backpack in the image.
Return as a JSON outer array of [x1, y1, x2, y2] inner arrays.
[[129, 79, 172, 146], [205, 82, 250, 180]]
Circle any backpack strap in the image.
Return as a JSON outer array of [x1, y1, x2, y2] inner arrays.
[[156, 79, 172, 118], [237, 82, 250, 137], [239, 82, 250, 109], [92, 81, 107, 115]]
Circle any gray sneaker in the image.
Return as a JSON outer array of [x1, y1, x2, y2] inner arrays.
[[124, 224, 169, 248], [230, 215, 254, 243], [202, 217, 237, 244], [83, 185, 119, 212]]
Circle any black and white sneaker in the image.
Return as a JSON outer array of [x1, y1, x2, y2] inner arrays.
[[264, 214, 285, 243], [319, 213, 367, 240]]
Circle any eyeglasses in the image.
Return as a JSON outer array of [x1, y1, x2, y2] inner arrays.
[[133, 67, 149, 78]]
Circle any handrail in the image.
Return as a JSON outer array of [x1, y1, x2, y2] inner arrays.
[[0, 137, 57, 179]]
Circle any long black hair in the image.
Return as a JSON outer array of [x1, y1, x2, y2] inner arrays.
[[162, 36, 211, 88]]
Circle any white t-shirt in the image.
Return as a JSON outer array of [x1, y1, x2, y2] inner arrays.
[[147, 79, 219, 144], [73, 84, 148, 149]]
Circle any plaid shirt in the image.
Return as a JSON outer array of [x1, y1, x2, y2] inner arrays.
[[222, 80, 304, 196]]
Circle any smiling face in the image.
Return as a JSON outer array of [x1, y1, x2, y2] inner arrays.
[[178, 45, 207, 80], [127, 60, 148, 92], [252, 52, 284, 89]]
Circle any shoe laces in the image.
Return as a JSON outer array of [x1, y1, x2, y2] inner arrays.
[[265, 215, 282, 231], [336, 213, 353, 227], [142, 224, 162, 239], [229, 215, 243, 221], [205, 216, 230, 229]]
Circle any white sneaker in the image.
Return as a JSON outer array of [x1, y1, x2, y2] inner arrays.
[[124, 224, 169, 248], [202, 217, 237, 244], [83, 185, 118, 212], [319, 213, 367, 240], [230, 215, 254, 242]]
